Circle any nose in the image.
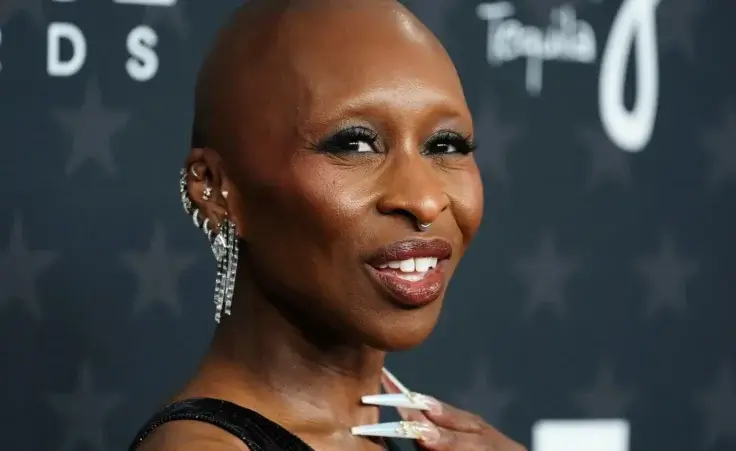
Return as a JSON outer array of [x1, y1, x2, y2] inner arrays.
[[376, 154, 450, 229]]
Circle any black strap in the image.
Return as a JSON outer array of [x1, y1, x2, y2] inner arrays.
[[129, 398, 313, 451], [130, 397, 404, 451]]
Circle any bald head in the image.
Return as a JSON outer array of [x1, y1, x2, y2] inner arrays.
[[183, 0, 481, 350], [191, 0, 455, 154]]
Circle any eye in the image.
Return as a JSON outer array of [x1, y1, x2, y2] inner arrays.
[[351, 141, 374, 153], [313, 126, 380, 154], [424, 130, 477, 155]]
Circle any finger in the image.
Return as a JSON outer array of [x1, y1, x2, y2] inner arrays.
[[422, 399, 487, 434], [415, 426, 489, 451]]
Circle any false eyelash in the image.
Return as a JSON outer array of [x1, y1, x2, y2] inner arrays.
[[425, 130, 477, 155], [310, 126, 380, 154]]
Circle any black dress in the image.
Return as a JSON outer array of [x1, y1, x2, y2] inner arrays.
[[129, 397, 402, 451]]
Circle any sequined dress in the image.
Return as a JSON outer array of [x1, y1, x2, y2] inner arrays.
[[129, 397, 402, 451]]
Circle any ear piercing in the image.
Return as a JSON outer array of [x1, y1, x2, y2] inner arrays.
[[202, 185, 213, 201], [179, 167, 239, 323]]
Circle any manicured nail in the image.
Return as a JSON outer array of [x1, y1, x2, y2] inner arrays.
[[413, 421, 441, 444], [351, 421, 440, 442], [413, 393, 443, 415], [361, 393, 431, 410]]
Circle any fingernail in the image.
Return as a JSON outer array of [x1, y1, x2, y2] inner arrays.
[[361, 393, 431, 410], [414, 421, 441, 444], [413, 394, 442, 415], [351, 421, 438, 440]]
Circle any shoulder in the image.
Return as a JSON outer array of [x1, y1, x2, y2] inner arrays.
[[135, 420, 250, 451]]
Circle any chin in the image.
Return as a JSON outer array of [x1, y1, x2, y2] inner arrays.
[[362, 303, 442, 351]]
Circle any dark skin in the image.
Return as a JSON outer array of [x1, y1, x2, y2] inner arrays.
[[139, 1, 524, 450]]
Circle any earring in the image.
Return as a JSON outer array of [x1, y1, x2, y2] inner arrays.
[[179, 168, 239, 323], [179, 168, 193, 215], [213, 218, 238, 322]]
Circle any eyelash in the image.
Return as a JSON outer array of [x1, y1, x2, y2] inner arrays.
[[312, 126, 477, 156], [313, 126, 380, 154], [426, 130, 477, 155]]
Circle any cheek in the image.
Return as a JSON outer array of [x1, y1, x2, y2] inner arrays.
[[294, 169, 363, 237], [450, 170, 484, 247], [275, 158, 377, 257]]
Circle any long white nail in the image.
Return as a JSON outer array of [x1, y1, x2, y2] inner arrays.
[[381, 367, 412, 395], [361, 393, 431, 410], [351, 421, 439, 441]]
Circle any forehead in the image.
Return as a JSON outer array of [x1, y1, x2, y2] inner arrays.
[[269, 7, 469, 121]]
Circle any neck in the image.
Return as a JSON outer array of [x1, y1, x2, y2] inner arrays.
[[196, 277, 386, 429]]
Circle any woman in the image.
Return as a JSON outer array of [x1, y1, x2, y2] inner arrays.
[[131, 0, 525, 450]]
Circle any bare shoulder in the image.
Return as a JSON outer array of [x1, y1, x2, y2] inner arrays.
[[135, 420, 250, 451]]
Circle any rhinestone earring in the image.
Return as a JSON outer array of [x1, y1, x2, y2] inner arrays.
[[179, 168, 239, 323]]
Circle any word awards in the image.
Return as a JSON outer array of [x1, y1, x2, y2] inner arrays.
[[0, 23, 161, 82]]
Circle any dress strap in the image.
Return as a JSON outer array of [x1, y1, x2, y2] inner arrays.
[[129, 397, 313, 451]]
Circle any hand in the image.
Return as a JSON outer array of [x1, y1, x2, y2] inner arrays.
[[381, 373, 526, 451]]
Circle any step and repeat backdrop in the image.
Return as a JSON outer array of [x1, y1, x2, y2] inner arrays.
[[0, 1, 734, 450]]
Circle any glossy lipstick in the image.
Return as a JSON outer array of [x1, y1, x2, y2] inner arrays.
[[365, 239, 452, 308]]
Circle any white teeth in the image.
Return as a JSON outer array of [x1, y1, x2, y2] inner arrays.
[[378, 257, 438, 273], [414, 257, 434, 272], [399, 259, 415, 272]]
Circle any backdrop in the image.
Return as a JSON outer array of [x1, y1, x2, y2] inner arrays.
[[0, 1, 734, 450]]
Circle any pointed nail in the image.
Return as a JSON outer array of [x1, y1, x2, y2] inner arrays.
[[381, 367, 412, 395], [361, 393, 431, 410], [351, 421, 440, 441], [414, 394, 443, 415]]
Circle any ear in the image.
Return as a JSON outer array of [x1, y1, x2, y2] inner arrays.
[[184, 148, 247, 238]]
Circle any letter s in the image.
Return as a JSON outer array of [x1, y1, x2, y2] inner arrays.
[[126, 25, 159, 82]]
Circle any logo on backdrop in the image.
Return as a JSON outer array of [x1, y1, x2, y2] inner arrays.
[[0, 0, 176, 82], [476, 0, 662, 153], [533, 419, 630, 451]]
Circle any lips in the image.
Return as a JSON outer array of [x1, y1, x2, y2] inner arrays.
[[365, 239, 452, 308]]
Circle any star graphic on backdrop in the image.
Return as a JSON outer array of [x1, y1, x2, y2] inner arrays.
[[0, 0, 45, 28], [634, 233, 698, 318], [53, 78, 130, 177], [473, 102, 521, 185], [578, 127, 633, 190], [47, 363, 123, 451], [702, 111, 736, 188], [0, 216, 57, 319], [143, 2, 188, 38], [573, 359, 635, 417], [513, 233, 578, 319], [695, 365, 736, 447], [121, 223, 196, 316], [657, 0, 704, 61], [453, 363, 515, 426], [519, 0, 589, 24]]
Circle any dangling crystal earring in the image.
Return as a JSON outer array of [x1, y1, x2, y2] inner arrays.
[[179, 168, 239, 323]]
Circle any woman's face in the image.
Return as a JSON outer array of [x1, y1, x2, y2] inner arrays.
[[217, 6, 483, 350]]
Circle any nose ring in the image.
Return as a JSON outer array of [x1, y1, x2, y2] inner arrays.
[[416, 221, 431, 232]]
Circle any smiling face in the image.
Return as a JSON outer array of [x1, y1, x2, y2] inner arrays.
[[197, 1, 484, 351]]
